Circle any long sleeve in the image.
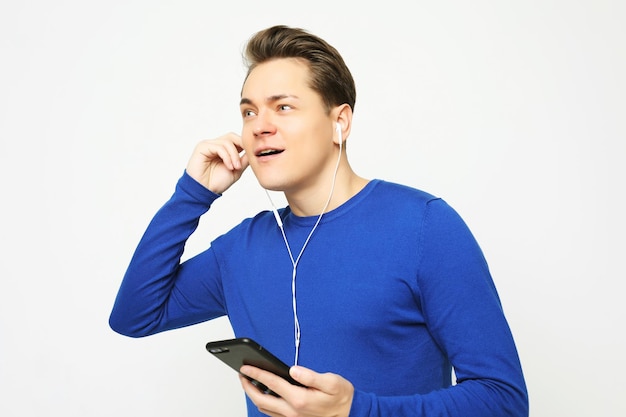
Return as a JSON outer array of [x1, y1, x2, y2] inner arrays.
[[109, 171, 228, 337], [347, 198, 528, 417]]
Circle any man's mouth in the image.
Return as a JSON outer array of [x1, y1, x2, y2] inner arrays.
[[256, 149, 284, 157]]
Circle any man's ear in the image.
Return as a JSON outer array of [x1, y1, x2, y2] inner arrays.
[[332, 104, 353, 145]]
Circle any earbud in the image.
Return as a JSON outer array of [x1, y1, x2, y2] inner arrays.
[[335, 123, 342, 143]]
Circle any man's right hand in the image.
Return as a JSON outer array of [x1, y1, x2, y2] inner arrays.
[[185, 133, 250, 194]]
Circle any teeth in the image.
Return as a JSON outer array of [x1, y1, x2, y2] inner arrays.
[[259, 149, 280, 156]]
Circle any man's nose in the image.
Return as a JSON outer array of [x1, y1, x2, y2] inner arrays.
[[252, 111, 277, 137]]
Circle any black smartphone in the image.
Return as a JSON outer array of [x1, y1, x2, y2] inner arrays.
[[205, 337, 305, 397]]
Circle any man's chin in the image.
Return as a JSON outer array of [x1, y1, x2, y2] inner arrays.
[[250, 167, 278, 191], [259, 183, 285, 192], [255, 177, 286, 192]]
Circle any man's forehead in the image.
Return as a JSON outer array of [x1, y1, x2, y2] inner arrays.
[[242, 59, 311, 94]]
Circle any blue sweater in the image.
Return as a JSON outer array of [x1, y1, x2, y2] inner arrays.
[[110, 172, 528, 417]]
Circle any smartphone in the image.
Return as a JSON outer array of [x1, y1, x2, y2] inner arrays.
[[205, 337, 305, 397]]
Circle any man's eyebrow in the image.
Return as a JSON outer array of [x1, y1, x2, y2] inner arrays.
[[239, 94, 299, 106]]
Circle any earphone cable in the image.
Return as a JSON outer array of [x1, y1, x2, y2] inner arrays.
[[264, 133, 343, 366]]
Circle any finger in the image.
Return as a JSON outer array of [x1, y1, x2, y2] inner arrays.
[[195, 134, 242, 170], [227, 131, 244, 150], [217, 146, 239, 171], [241, 365, 300, 398], [238, 150, 250, 172], [200, 141, 239, 171], [223, 132, 245, 170], [289, 366, 341, 395], [238, 374, 286, 417]]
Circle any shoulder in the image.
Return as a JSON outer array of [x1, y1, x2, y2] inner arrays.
[[211, 209, 276, 246], [371, 179, 439, 202], [368, 179, 444, 214], [366, 180, 470, 234]]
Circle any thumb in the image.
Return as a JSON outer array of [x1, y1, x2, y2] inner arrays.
[[289, 366, 326, 391]]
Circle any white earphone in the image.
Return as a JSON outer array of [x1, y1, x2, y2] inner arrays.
[[264, 121, 343, 365]]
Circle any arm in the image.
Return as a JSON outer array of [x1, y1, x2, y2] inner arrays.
[[109, 133, 249, 337], [350, 199, 528, 416]]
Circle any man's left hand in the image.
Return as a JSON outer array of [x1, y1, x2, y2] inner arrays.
[[239, 364, 354, 417]]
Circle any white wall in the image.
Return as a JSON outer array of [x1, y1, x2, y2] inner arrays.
[[1, 1, 624, 416]]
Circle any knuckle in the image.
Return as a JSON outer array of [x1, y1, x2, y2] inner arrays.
[[290, 397, 307, 412]]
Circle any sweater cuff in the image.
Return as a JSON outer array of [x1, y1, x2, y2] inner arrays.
[[177, 170, 221, 205]]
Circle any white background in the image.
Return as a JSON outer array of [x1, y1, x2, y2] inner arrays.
[[1, 1, 624, 416]]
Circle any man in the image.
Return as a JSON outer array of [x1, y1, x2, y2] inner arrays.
[[110, 25, 528, 417]]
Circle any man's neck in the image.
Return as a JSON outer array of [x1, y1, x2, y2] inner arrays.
[[285, 168, 368, 217]]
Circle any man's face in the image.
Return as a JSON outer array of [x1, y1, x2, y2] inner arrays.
[[240, 58, 337, 195]]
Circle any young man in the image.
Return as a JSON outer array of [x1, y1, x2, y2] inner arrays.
[[110, 25, 529, 417]]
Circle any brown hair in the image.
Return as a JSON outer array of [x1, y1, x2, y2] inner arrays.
[[243, 25, 356, 113]]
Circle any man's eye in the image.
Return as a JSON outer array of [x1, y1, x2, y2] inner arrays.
[[243, 109, 256, 117], [278, 104, 292, 111]]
